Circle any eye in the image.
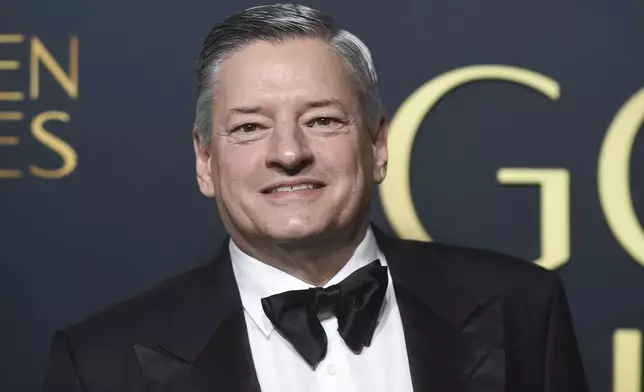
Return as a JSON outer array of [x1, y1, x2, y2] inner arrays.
[[234, 123, 261, 133], [307, 117, 339, 127]]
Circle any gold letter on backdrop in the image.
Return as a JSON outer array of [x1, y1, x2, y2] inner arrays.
[[30, 111, 78, 178], [30, 36, 79, 100], [0, 133, 23, 178], [0, 34, 25, 178], [0, 34, 25, 101], [381, 65, 560, 242], [598, 88, 644, 267], [497, 169, 570, 269], [613, 329, 642, 392]]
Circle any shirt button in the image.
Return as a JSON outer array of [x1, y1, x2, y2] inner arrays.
[[327, 363, 337, 375]]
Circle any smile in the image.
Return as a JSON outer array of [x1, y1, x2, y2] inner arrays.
[[261, 180, 326, 196], [271, 184, 316, 193]]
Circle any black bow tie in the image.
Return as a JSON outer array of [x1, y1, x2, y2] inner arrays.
[[261, 260, 388, 368]]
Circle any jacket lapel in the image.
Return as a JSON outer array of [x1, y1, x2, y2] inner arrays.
[[374, 227, 505, 392], [132, 228, 505, 392], [133, 245, 261, 392]]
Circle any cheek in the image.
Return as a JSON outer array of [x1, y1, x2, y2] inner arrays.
[[212, 147, 259, 196], [346, 134, 373, 178], [321, 136, 369, 186]]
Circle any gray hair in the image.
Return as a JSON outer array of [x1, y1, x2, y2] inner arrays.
[[194, 3, 384, 147]]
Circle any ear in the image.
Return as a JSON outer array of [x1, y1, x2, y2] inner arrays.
[[372, 116, 388, 184], [193, 129, 216, 198]]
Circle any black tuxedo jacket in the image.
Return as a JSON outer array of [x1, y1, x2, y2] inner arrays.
[[43, 227, 588, 391]]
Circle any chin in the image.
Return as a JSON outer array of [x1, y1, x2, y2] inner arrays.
[[261, 218, 329, 243]]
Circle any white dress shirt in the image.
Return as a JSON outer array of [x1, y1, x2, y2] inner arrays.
[[230, 227, 414, 392]]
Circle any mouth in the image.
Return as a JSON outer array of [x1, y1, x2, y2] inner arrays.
[[261, 180, 326, 195]]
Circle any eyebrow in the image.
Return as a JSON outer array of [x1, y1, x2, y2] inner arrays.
[[223, 106, 262, 125], [304, 98, 346, 110], [229, 106, 262, 115], [225, 99, 347, 122]]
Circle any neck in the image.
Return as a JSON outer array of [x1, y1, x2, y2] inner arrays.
[[231, 221, 370, 286]]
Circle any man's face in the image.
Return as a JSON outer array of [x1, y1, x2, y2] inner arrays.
[[194, 38, 387, 245]]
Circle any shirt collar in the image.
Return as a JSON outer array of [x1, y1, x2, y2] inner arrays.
[[230, 227, 386, 337]]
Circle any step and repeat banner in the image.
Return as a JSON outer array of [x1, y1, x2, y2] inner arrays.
[[1, 0, 643, 390]]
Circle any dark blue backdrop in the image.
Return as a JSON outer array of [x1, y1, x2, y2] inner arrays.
[[2, 0, 643, 390]]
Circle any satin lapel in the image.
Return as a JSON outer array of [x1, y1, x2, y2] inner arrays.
[[134, 307, 261, 392], [134, 344, 194, 392], [373, 226, 505, 392], [396, 287, 505, 392], [461, 297, 505, 392], [190, 304, 262, 392], [133, 243, 261, 392]]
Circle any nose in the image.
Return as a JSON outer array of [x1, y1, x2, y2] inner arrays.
[[265, 121, 314, 175]]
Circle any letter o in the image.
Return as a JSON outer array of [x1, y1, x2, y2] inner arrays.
[[598, 88, 644, 266]]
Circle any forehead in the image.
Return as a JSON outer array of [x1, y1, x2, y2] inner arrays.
[[214, 38, 357, 110]]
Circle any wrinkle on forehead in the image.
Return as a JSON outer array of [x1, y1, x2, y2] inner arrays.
[[213, 38, 359, 115]]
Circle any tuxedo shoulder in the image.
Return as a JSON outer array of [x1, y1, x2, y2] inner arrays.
[[409, 240, 561, 299], [59, 261, 220, 353]]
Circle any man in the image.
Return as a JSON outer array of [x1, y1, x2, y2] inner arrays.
[[43, 4, 587, 391]]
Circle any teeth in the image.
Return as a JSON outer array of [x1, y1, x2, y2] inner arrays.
[[271, 184, 315, 193]]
